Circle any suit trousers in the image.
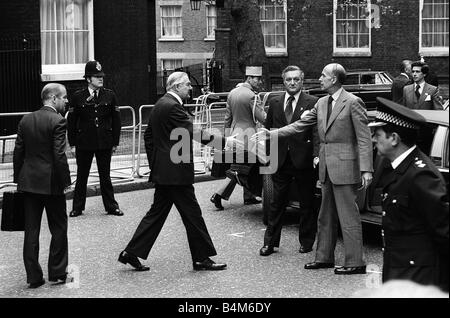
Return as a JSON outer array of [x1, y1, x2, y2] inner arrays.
[[73, 149, 118, 212], [23, 192, 68, 284], [216, 178, 255, 201], [314, 172, 365, 267], [125, 184, 217, 262], [263, 156, 318, 248]]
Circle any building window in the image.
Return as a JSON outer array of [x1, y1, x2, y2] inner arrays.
[[40, 0, 94, 80], [333, 0, 371, 56], [161, 59, 183, 86], [259, 0, 287, 56], [420, 0, 449, 56], [206, 5, 217, 40], [161, 5, 183, 39]]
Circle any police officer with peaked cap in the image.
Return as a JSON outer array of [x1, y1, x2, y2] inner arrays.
[[67, 60, 123, 217], [370, 97, 449, 291]]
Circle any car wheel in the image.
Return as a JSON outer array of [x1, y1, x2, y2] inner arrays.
[[262, 174, 273, 225]]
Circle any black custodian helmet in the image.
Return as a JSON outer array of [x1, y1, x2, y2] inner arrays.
[[84, 60, 105, 78]]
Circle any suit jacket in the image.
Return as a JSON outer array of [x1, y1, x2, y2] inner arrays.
[[145, 93, 224, 185], [13, 106, 71, 195], [265, 92, 319, 170], [277, 89, 373, 185], [224, 82, 266, 148], [391, 74, 411, 104], [402, 82, 443, 110], [67, 87, 121, 150], [381, 147, 448, 290]]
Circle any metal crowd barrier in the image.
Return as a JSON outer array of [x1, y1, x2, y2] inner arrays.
[[135, 103, 212, 178], [0, 106, 136, 192]]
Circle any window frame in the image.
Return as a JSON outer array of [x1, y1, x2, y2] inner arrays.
[[160, 4, 184, 41], [40, 0, 94, 81], [259, 0, 288, 56], [333, 0, 371, 57], [419, 0, 449, 56], [205, 4, 217, 41]]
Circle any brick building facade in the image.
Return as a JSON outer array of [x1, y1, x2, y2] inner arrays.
[[0, 0, 157, 135], [215, 0, 449, 92]]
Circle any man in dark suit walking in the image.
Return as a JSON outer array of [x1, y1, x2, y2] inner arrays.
[[67, 60, 123, 217], [252, 63, 373, 275], [118, 72, 231, 271], [370, 97, 448, 292], [13, 83, 72, 288], [391, 60, 412, 103], [259, 65, 319, 256]]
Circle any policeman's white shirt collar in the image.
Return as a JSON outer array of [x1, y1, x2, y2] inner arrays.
[[88, 87, 99, 96], [284, 91, 301, 112], [329, 87, 343, 109], [168, 91, 183, 105], [43, 105, 57, 113], [391, 145, 417, 169]]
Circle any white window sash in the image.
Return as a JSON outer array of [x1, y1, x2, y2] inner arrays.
[[40, 0, 94, 81], [333, 0, 371, 55], [259, 0, 287, 55], [160, 5, 183, 39], [419, 0, 449, 56], [205, 5, 216, 40]]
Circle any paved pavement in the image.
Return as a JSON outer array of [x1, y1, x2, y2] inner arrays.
[[0, 175, 385, 298]]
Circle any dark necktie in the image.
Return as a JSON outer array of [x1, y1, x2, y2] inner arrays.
[[285, 95, 295, 123], [326, 95, 333, 124], [415, 85, 421, 100], [94, 90, 98, 101]]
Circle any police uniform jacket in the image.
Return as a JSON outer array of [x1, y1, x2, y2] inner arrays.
[[381, 147, 449, 290], [144, 93, 225, 185], [67, 88, 121, 150]]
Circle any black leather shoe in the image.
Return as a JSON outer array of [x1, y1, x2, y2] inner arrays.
[[28, 279, 45, 289], [118, 251, 150, 271], [244, 197, 262, 205], [210, 194, 224, 210], [193, 258, 227, 271], [69, 210, 83, 217], [299, 245, 313, 253], [304, 262, 335, 269], [259, 246, 274, 256], [107, 208, 124, 216], [49, 274, 73, 285], [334, 266, 366, 275]]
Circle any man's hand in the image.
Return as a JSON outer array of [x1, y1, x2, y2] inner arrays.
[[225, 134, 243, 151], [250, 128, 272, 143], [361, 172, 373, 189], [313, 156, 319, 169], [112, 146, 117, 153]]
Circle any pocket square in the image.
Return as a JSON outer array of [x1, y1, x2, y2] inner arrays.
[[424, 94, 431, 101]]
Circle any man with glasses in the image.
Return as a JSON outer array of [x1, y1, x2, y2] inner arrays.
[[67, 60, 123, 217]]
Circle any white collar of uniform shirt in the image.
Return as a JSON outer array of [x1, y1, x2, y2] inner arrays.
[[391, 145, 417, 169]]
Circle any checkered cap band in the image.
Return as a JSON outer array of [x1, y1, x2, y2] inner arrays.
[[376, 111, 419, 129]]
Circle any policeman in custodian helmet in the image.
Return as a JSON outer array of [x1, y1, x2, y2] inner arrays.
[[370, 97, 448, 292], [67, 60, 123, 217]]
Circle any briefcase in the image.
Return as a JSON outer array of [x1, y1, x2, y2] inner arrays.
[[1, 191, 25, 231]]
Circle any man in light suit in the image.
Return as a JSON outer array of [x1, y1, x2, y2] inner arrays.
[[13, 83, 72, 288], [391, 60, 412, 103], [252, 63, 373, 275], [118, 72, 232, 272], [402, 61, 443, 110], [259, 65, 319, 256], [210, 66, 266, 210]]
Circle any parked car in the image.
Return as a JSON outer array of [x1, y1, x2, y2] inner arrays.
[[305, 70, 394, 110], [261, 109, 449, 226]]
